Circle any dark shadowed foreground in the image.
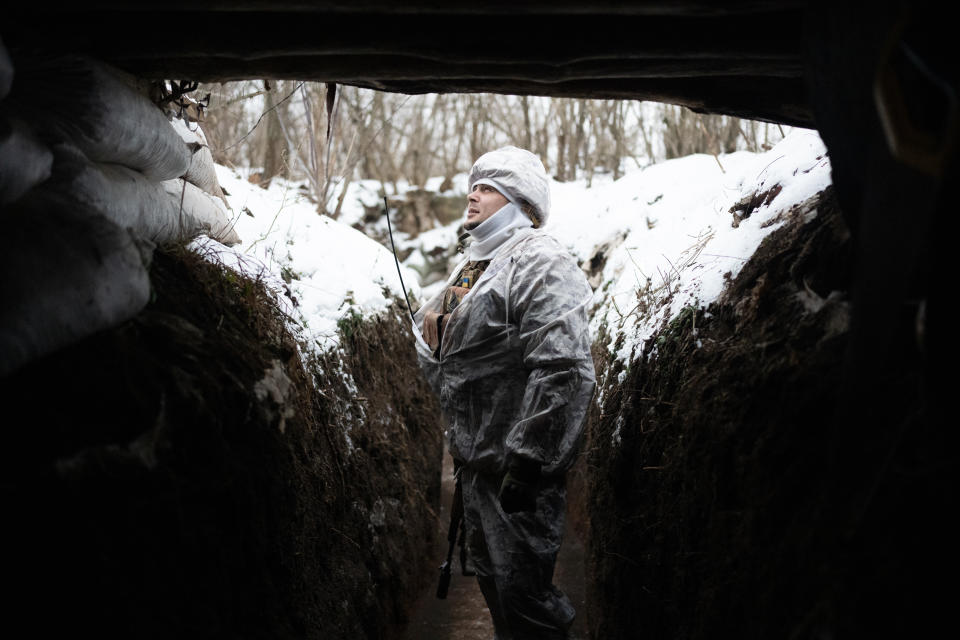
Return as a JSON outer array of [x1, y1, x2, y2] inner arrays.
[[1, 245, 443, 639]]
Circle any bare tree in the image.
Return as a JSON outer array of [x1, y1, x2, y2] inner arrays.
[[189, 81, 794, 205]]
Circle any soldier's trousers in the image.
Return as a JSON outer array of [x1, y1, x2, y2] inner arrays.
[[460, 466, 575, 640]]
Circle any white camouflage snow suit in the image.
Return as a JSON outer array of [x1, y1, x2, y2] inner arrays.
[[414, 147, 596, 639]]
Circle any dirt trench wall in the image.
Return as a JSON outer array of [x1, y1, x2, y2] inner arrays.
[[582, 185, 926, 637], [1, 246, 443, 639]]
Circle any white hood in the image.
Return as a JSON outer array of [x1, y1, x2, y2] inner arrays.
[[468, 146, 551, 227]]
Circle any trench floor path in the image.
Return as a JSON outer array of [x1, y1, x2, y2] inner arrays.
[[400, 454, 588, 640]]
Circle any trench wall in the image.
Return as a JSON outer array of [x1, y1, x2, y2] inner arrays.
[[581, 187, 898, 637], [1, 246, 443, 639]]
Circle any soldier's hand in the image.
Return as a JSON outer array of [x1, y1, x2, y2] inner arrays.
[[442, 286, 470, 312], [422, 311, 441, 351], [449, 285, 470, 300], [498, 458, 541, 513]]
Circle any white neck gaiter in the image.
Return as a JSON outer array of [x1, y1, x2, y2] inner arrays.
[[466, 202, 533, 261]]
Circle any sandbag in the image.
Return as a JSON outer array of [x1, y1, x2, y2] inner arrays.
[[170, 116, 230, 207], [162, 178, 241, 246], [40, 143, 238, 246], [0, 116, 53, 205], [7, 55, 190, 181], [185, 144, 228, 202], [0, 37, 12, 100], [0, 197, 152, 378]]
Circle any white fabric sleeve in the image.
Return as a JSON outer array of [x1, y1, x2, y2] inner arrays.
[[504, 246, 596, 472]]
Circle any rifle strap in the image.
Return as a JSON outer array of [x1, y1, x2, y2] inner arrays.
[[444, 463, 464, 563]]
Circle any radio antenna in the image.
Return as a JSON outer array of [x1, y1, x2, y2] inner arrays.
[[384, 196, 416, 325]]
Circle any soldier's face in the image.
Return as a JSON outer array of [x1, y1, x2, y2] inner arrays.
[[465, 183, 509, 230]]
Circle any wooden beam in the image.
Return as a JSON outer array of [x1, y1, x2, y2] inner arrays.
[[5, 12, 802, 64], [2, 6, 811, 126], [18, 2, 807, 17]]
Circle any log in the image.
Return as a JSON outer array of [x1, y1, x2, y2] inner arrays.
[[0, 116, 53, 206], [7, 55, 190, 181], [0, 197, 152, 378]]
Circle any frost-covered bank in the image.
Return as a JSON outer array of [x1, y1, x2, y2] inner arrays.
[[581, 184, 853, 639], [4, 214, 443, 638]]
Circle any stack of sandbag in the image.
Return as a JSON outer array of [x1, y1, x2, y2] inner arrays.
[[0, 194, 154, 378], [0, 49, 237, 377], [4, 53, 241, 246], [168, 112, 241, 245], [0, 42, 53, 206]]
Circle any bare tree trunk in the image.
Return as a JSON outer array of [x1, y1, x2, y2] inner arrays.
[[469, 96, 484, 164], [663, 105, 681, 159], [274, 94, 319, 198], [261, 79, 285, 187], [440, 96, 466, 190], [571, 99, 587, 180], [332, 139, 358, 220], [521, 95, 532, 150], [538, 99, 554, 174], [300, 83, 322, 202], [721, 115, 740, 153], [635, 102, 656, 164], [585, 102, 600, 187], [556, 100, 568, 182], [603, 99, 627, 180], [699, 116, 716, 155]]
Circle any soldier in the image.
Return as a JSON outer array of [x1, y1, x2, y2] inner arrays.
[[414, 146, 596, 639]]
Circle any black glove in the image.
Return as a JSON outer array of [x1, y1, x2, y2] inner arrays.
[[498, 457, 541, 513]]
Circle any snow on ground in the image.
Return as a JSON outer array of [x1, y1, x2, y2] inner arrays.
[[190, 167, 421, 354], [336, 174, 467, 230], [187, 128, 831, 374], [549, 128, 831, 365]]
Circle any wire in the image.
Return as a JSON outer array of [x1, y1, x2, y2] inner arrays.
[[384, 196, 417, 326]]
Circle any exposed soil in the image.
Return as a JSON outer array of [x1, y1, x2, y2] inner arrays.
[[1, 244, 443, 639], [583, 183, 949, 638], [584, 186, 867, 638]]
